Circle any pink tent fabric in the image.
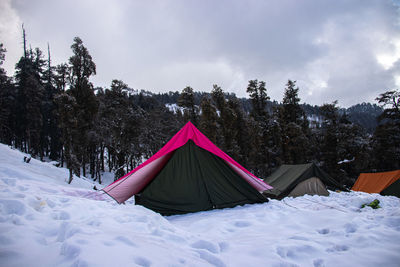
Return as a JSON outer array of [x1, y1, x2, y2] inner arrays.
[[103, 121, 272, 203]]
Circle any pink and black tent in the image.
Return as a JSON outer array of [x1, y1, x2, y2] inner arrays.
[[103, 121, 272, 215]]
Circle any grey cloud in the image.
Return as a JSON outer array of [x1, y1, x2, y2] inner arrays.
[[1, 0, 400, 107]]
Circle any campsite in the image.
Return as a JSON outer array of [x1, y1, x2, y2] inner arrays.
[[1, 1, 400, 266], [1, 143, 400, 267], [1, 122, 400, 266]]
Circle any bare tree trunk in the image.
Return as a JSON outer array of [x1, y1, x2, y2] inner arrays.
[[61, 147, 64, 167], [107, 148, 111, 172], [68, 168, 73, 184], [100, 144, 104, 172], [82, 161, 86, 177], [97, 159, 102, 184]]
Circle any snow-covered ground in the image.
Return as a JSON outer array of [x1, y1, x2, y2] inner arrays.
[[0, 143, 399, 267]]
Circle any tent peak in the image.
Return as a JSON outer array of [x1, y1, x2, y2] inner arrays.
[[183, 121, 196, 130]]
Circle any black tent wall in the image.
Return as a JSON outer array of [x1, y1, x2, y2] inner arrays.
[[381, 179, 400, 198], [135, 141, 267, 215]]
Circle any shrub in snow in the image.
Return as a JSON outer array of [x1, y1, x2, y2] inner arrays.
[[361, 199, 381, 209]]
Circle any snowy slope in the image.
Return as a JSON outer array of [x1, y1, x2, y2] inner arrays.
[[0, 143, 399, 267]]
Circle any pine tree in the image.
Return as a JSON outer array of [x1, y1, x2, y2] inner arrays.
[[178, 86, 198, 125], [61, 37, 98, 177], [337, 121, 369, 184], [54, 63, 69, 92], [281, 80, 303, 124], [210, 84, 239, 154], [41, 44, 62, 160], [68, 37, 96, 89], [14, 46, 45, 156], [220, 103, 237, 155], [279, 80, 309, 164], [320, 101, 339, 170], [246, 79, 274, 177], [227, 98, 250, 165], [372, 90, 400, 171], [0, 43, 16, 145], [97, 80, 140, 179], [211, 84, 226, 113], [375, 90, 400, 123], [55, 93, 80, 183], [211, 84, 226, 148], [199, 96, 218, 143], [246, 79, 269, 119]]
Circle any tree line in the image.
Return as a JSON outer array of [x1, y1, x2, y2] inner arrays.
[[0, 32, 399, 187]]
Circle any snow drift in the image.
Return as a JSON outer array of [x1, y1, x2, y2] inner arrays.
[[0, 143, 399, 266]]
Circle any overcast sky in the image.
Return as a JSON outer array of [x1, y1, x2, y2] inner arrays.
[[1, 0, 400, 107]]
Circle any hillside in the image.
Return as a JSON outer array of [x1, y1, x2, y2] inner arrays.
[[151, 91, 383, 133], [0, 143, 399, 266]]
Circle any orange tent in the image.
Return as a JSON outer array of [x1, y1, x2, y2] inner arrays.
[[352, 170, 400, 194]]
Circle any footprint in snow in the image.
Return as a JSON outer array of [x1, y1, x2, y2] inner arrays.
[[51, 211, 70, 220], [28, 197, 47, 212], [326, 244, 349, 253], [344, 223, 357, 234], [57, 222, 81, 242], [196, 250, 226, 267], [59, 197, 70, 203], [0, 199, 26, 215], [233, 220, 252, 228], [87, 219, 101, 227], [317, 228, 330, 235], [60, 242, 81, 259], [12, 192, 25, 198], [134, 257, 152, 267], [1, 178, 17, 186], [276, 245, 318, 259], [191, 240, 219, 254], [18, 185, 28, 191]]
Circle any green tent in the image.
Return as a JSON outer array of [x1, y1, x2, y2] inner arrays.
[[135, 141, 268, 215], [381, 179, 400, 198], [104, 122, 271, 215], [263, 163, 344, 199]]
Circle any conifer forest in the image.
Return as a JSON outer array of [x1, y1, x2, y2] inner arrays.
[[0, 32, 399, 187]]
